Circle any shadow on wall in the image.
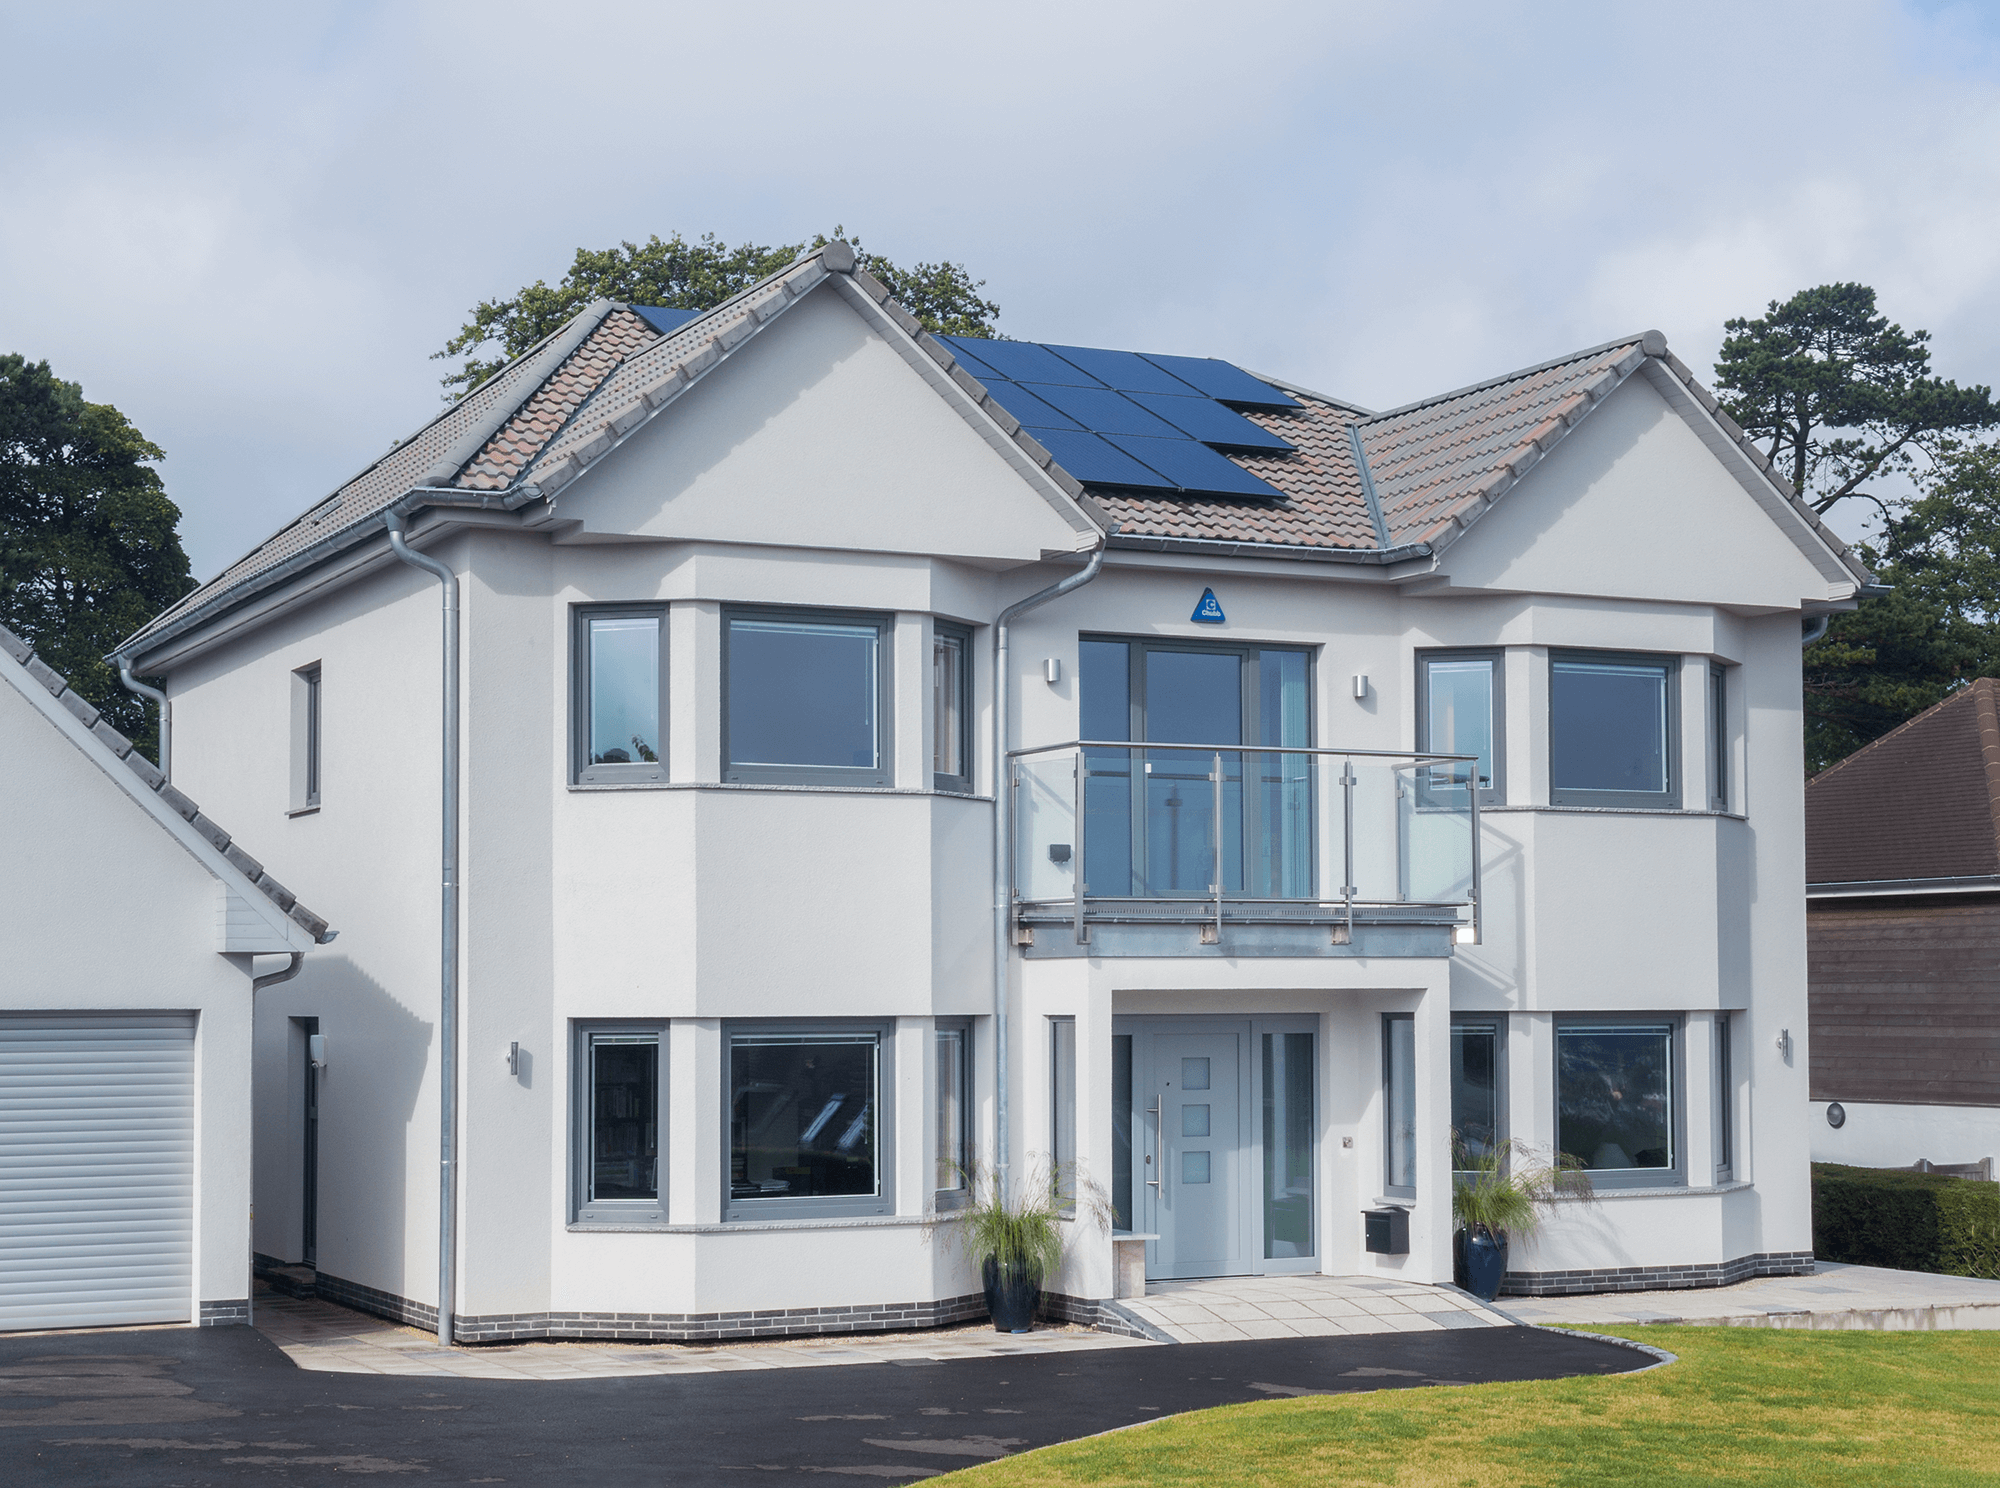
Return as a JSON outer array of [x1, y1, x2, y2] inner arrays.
[[284, 954, 433, 1301], [1449, 830, 1524, 1003]]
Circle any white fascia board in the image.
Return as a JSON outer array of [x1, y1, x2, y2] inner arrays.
[[0, 655, 318, 955]]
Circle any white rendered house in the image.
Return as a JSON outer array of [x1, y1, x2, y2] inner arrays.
[[0, 623, 331, 1333], [112, 243, 1867, 1340]]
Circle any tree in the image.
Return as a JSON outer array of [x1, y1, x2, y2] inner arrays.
[[0, 354, 195, 760], [435, 229, 1001, 397], [1803, 442, 2000, 773], [1714, 283, 2000, 522]]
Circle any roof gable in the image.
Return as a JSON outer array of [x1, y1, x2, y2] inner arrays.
[[1806, 679, 2000, 886], [0, 623, 331, 948]]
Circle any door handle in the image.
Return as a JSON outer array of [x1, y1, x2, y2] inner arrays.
[[1146, 1098, 1161, 1190]]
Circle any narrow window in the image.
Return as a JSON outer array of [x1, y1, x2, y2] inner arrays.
[[577, 1029, 661, 1219], [1557, 1021, 1680, 1188], [1715, 1014, 1734, 1181], [724, 610, 891, 787], [1549, 651, 1680, 809], [1050, 1017, 1077, 1215], [727, 1028, 890, 1219], [290, 663, 322, 813], [1416, 651, 1503, 803], [933, 625, 973, 793], [935, 1024, 969, 1202], [1382, 1013, 1416, 1198], [1111, 1033, 1133, 1232], [1262, 1031, 1315, 1258], [1451, 1019, 1502, 1168], [574, 608, 666, 785], [1708, 664, 1729, 812]]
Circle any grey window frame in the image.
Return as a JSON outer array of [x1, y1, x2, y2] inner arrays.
[[571, 1022, 667, 1222], [1415, 649, 1505, 805], [1449, 1015, 1507, 1173], [934, 1018, 972, 1211], [933, 622, 975, 795], [1548, 649, 1681, 809], [1554, 1015, 1685, 1190], [722, 606, 894, 789], [1050, 1016, 1077, 1216], [723, 1019, 896, 1221], [289, 663, 322, 814], [572, 604, 668, 786], [1381, 1012, 1416, 1200], [1714, 1013, 1734, 1182], [1708, 663, 1729, 812]]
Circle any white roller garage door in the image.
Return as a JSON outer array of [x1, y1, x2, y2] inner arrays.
[[0, 1014, 195, 1331]]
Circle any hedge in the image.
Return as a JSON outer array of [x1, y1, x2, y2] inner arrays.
[[1812, 1163, 2000, 1279]]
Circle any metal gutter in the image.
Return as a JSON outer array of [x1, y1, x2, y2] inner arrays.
[[1807, 875, 2000, 899], [117, 658, 172, 781], [1107, 532, 1434, 567]]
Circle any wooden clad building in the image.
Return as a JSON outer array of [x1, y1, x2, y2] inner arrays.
[[1806, 679, 2000, 1167]]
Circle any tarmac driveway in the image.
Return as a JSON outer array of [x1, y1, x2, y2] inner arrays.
[[0, 1323, 1646, 1484]]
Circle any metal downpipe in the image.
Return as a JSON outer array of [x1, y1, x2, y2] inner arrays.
[[118, 659, 171, 780], [384, 509, 462, 1347], [991, 529, 1112, 1198]]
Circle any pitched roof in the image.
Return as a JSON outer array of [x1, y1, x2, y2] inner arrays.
[[1806, 679, 2000, 886], [0, 622, 334, 945], [116, 248, 1870, 665]]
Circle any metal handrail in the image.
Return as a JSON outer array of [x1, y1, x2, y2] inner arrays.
[[1010, 739, 1479, 762]]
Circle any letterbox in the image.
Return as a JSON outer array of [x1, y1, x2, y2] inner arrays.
[[1364, 1206, 1409, 1255]]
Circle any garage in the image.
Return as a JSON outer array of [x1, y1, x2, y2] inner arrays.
[[0, 1014, 197, 1332]]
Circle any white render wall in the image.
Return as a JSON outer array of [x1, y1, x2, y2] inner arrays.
[[1812, 1101, 2000, 1170]]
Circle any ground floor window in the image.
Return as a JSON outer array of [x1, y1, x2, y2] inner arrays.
[[935, 1022, 970, 1205], [576, 1027, 662, 1219], [1382, 1014, 1416, 1198], [1262, 1031, 1314, 1258], [1451, 1019, 1502, 1167], [1556, 1020, 1679, 1187], [1111, 1034, 1133, 1231], [728, 1026, 891, 1219], [1050, 1017, 1077, 1214], [1715, 1014, 1734, 1182]]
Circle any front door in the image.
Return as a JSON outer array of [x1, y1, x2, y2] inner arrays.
[[1144, 1028, 1249, 1279]]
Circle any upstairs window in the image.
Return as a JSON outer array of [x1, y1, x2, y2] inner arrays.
[[290, 663, 322, 813], [724, 609, 892, 788], [574, 608, 666, 785], [1416, 650, 1503, 805], [1708, 663, 1729, 812], [934, 624, 973, 793], [1549, 651, 1680, 809]]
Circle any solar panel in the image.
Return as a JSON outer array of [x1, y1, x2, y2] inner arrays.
[[1018, 382, 1188, 439], [939, 336, 1104, 386], [631, 305, 702, 336], [1136, 353, 1300, 409], [1103, 436, 1284, 498], [1123, 393, 1295, 451], [977, 381, 1087, 431], [1042, 345, 1201, 395], [939, 339, 1003, 380], [1027, 429, 1180, 491]]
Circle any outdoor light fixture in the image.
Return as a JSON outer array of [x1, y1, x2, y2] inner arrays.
[[308, 1033, 327, 1071], [1826, 1102, 1846, 1128], [1044, 658, 1061, 685], [507, 1042, 521, 1076], [1776, 1027, 1793, 1060], [1353, 673, 1369, 700]]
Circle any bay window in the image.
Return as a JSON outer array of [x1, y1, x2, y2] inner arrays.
[[724, 609, 892, 787], [1549, 650, 1679, 808]]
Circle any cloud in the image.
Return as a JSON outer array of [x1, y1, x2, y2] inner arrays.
[[1, 0, 1994, 571]]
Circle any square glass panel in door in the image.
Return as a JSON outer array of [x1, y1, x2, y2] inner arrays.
[[1182, 1104, 1211, 1136], [1182, 1057, 1211, 1089], [1262, 1032, 1314, 1259]]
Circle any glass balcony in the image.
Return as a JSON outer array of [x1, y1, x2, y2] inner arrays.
[[1011, 741, 1481, 951]]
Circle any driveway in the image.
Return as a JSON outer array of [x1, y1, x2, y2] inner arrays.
[[0, 1323, 1647, 1483]]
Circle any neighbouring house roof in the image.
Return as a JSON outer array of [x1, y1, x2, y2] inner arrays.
[[115, 244, 1870, 667], [0, 622, 334, 945], [1806, 679, 2000, 889]]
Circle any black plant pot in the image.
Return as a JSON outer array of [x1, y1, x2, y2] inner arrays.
[[982, 1256, 1040, 1334], [1462, 1230, 1508, 1302]]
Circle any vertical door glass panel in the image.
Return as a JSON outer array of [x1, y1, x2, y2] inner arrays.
[[1144, 650, 1241, 896], [1421, 656, 1494, 804], [1557, 1024, 1674, 1174], [1262, 1031, 1314, 1258], [936, 1029, 966, 1191], [934, 631, 967, 784], [589, 1035, 658, 1202], [1451, 1023, 1499, 1166], [1111, 1034, 1133, 1232], [1252, 648, 1313, 898], [730, 1035, 878, 1200], [1051, 1018, 1077, 1213], [588, 616, 662, 766], [728, 618, 878, 769], [1383, 1015, 1416, 1195], [1551, 657, 1671, 796], [1080, 639, 1133, 897]]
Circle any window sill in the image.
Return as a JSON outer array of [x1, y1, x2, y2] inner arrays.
[[1482, 805, 1747, 821], [286, 805, 320, 818], [567, 781, 993, 802], [567, 1213, 927, 1235], [1557, 1180, 1752, 1200]]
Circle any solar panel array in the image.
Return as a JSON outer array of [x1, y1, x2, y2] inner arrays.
[[937, 337, 1299, 499], [631, 304, 703, 336]]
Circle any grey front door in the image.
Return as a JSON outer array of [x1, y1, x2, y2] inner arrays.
[[1145, 1029, 1248, 1279]]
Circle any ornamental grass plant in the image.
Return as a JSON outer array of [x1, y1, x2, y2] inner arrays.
[[1452, 1137, 1594, 1242]]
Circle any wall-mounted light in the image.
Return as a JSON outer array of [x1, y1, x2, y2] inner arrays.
[[1776, 1027, 1792, 1060], [507, 1042, 521, 1076], [308, 1033, 327, 1071], [1044, 658, 1062, 685], [1353, 673, 1369, 700]]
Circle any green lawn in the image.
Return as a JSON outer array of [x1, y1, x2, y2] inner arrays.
[[947, 1327, 2000, 1487]]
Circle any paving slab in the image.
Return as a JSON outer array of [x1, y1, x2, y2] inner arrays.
[[1502, 1261, 2000, 1331], [1118, 1274, 1513, 1342]]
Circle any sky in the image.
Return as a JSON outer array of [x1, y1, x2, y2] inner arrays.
[[4, 0, 2000, 579]]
